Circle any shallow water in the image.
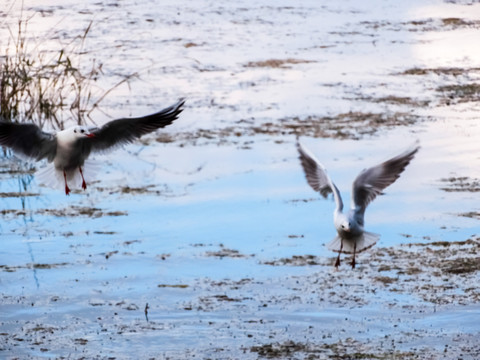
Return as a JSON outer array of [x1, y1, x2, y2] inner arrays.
[[1, 0, 480, 358]]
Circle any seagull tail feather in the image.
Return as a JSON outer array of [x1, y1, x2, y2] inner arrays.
[[36, 159, 101, 191], [327, 232, 379, 254], [36, 164, 64, 190]]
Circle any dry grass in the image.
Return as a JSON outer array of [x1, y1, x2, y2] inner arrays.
[[0, 14, 134, 129]]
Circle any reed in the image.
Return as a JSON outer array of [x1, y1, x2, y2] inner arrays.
[[0, 14, 131, 129]]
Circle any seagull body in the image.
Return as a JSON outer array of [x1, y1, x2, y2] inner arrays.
[[0, 99, 185, 194], [297, 141, 419, 268]]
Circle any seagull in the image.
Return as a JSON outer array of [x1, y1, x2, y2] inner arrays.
[[297, 141, 419, 269], [0, 99, 185, 195]]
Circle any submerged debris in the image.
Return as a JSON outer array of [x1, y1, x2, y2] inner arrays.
[[399, 66, 480, 76], [459, 211, 480, 220], [437, 83, 480, 104], [439, 176, 480, 192], [163, 111, 422, 146], [244, 58, 315, 69], [206, 245, 253, 259], [0, 263, 69, 272], [249, 339, 416, 359], [157, 284, 189, 288], [0, 191, 40, 198], [263, 254, 324, 266]]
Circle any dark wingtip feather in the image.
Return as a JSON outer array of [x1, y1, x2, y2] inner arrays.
[[385, 142, 420, 179], [165, 98, 186, 116], [154, 98, 185, 123], [88, 98, 187, 152], [352, 141, 420, 210], [296, 141, 332, 199]]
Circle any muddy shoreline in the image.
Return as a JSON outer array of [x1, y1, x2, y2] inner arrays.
[[2, 237, 480, 359]]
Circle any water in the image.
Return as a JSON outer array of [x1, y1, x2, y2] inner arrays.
[[1, 0, 479, 358]]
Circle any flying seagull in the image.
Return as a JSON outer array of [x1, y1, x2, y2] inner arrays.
[[0, 99, 185, 195], [297, 141, 419, 269]]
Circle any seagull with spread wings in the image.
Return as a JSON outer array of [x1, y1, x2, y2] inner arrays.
[[297, 141, 419, 269], [0, 99, 185, 195]]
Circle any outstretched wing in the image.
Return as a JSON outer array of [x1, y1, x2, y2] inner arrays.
[[0, 121, 57, 161], [352, 142, 420, 212], [87, 98, 185, 153], [297, 142, 343, 211]]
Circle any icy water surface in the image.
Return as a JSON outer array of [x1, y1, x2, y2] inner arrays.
[[1, 0, 480, 359]]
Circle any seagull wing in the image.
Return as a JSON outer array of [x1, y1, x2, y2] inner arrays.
[[352, 143, 419, 213], [297, 142, 343, 211], [0, 122, 57, 161], [87, 98, 185, 153]]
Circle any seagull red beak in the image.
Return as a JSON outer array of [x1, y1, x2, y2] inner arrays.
[[86, 133, 95, 138]]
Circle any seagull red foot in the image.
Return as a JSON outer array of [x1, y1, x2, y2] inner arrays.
[[350, 242, 357, 269], [63, 170, 71, 195], [78, 166, 87, 190], [334, 239, 343, 268]]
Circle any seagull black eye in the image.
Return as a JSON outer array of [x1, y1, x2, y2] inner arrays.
[[81, 129, 85, 133], [74, 129, 77, 133]]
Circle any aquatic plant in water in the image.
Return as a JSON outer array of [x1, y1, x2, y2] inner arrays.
[[0, 12, 133, 129]]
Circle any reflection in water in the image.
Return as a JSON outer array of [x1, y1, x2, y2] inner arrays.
[[0, 158, 41, 288]]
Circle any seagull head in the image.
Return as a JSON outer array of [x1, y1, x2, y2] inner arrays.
[[340, 221, 351, 232], [72, 126, 95, 138]]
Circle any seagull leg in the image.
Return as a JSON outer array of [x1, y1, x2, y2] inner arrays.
[[78, 166, 87, 190], [351, 241, 357, 269], [334, 239, 343, 268], [63, 170, 71, 196]]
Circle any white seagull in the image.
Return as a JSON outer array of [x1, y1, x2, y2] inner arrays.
[[297, 141, 419, 269], [0, 99, 185, 195]]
